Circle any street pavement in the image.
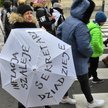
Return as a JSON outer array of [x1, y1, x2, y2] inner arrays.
[[0, 4, 108, 108]]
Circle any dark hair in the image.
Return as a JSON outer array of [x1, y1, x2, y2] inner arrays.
[[30, 2, 33, 6], [3, 0, 11, 9]]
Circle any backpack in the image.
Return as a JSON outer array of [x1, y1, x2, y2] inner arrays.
[[35, 7, 56, 35]]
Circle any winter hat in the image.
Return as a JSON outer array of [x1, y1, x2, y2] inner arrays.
[[17, 4, 33, 15], [71, 0, 95, 24], [3, 0, 11, 8], [71, 0, 90, 19], [95, 11, 107, 23]]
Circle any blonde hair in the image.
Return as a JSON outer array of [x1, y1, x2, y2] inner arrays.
[[45, 0, 52, 8], [17, 0, 26, 5], [33, 3, 44, 7], [33, 0, 51, 8]]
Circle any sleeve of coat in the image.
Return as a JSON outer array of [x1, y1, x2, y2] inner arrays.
[[90, 28, 104, 56], [56, 22, 64, 39], [75, 23, 93, 57]]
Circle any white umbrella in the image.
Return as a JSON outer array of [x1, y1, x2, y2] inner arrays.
[[0, 28, 76, 107]]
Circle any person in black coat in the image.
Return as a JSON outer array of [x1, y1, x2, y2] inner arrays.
[[9, 5, 37, 29], [9, 4, 36, 108], [9, 4, 51, 108], [33, 0, 56, 35]]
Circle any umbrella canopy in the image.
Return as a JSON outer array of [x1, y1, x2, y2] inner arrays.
[[0, 28, 76, 107]]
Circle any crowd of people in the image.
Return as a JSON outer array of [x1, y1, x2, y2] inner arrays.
[[0, 0, 108, 108]]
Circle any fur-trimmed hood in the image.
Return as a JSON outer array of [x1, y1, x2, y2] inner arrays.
[[9, 12, 37, 25], [70, 0, 90, 20]]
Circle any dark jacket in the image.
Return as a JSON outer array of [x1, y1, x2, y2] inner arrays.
[[12, 22, 36, 29], [34, 7, 55, 35]]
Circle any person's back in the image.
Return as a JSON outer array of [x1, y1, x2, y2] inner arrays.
[[61, 0, 93, 76], [57, 0, 105, 108]]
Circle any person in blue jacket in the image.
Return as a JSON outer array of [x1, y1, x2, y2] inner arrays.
[[57, 0, 105, 108]]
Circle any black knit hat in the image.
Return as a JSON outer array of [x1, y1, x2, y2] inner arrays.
[[3, 0, 11, 8], [17, 4, 33, 15]]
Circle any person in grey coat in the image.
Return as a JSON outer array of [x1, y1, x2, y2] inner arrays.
[[57, 0, 105, 108], [1, 0, 12, 43]]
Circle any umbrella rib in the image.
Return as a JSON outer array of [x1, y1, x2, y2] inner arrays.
[[26, 72, 60, 107], [13, 31, 34, 68], [0, 58, 32, 70], [50, 48, 70, 62], [2, 69, 34, 89], [25, 72, 35, 107], [13, 30, 44, 69], [38, 48, 70, 70]]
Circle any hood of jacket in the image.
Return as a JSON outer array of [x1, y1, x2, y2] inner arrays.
[[87, 21, 100, 31], [70, 0, 95, 24], [9, 12, 37, 25], [70, 0, 90, 19]]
